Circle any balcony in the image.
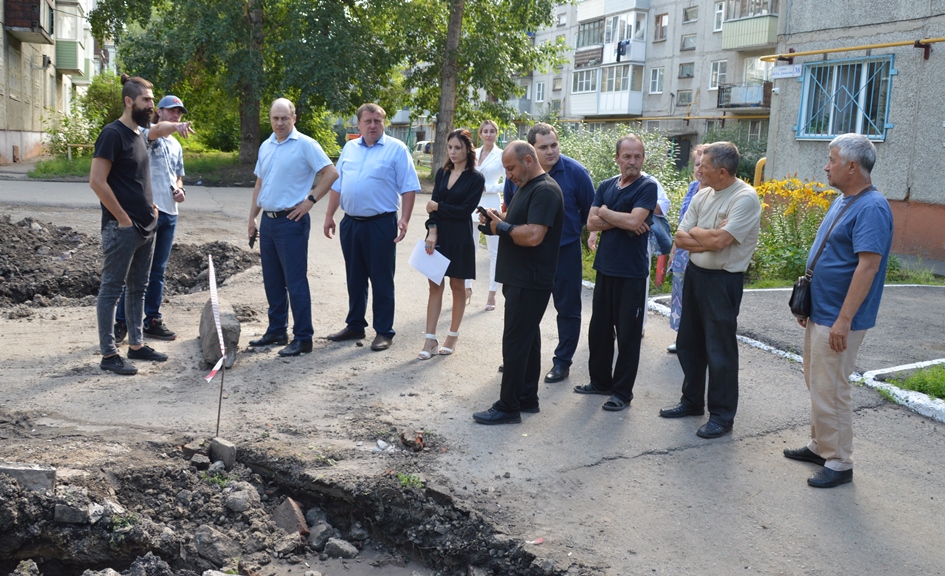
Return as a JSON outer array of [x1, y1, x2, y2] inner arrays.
[[577, 0, 651, 21], [721, 14, 778, 51], [5, 0, 54, 45], [55, 40, 85, 75], [512, 98, 532, 116], [717, 82, 772, 110]]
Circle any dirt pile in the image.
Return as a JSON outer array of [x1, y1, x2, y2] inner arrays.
[[0, 215, 258, 308]]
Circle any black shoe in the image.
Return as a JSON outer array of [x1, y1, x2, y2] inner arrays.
[[519, 403, 540, 414], [498, 364, 504, 372], [371, 334, 393, 351], [473, 407, 521, 425], [127, 345, 168, 362], [114, 321, 127, 344], [327, 327, 366, 342], [250, 332, 289, 347], [783, 446, 826, 466], [544, 365, 570, 383], [278, 339, 312, 357], [573, 383, 612, 395], [100, 354, 137, 375], [807, 467, 853, 488], [659, 402, 705, 418], [143, 318, 177, 340], [696, 421, 732, 439]]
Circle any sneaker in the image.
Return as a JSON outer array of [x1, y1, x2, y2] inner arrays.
[[114, 321, 127, 344], [143, 318, 177, 341], [100, 354, 138, 375], [127, 345, 168, 362]]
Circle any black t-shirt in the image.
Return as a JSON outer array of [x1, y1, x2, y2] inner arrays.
[[495, 172, 564, 290], [592, 175, 657, 278], [93, 120, 156, 234]]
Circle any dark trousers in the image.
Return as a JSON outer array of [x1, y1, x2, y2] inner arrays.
[[676, 262, 744, 426], [260, 213, 313, 341], [552, 240, 583, 368], [97, 221, 155, 355], [339, 213, 397, 337], [496, 285, 552, 413], [117, 211, 177, 324], [587, 272, 647, 403]]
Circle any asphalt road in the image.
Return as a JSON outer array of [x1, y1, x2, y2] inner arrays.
[[1, 178, 943, 575]]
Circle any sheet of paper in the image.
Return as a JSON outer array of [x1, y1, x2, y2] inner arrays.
[[408, 238, 450, 286]]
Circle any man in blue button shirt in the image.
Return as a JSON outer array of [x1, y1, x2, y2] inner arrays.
[[247, 98, 338, 357], [323, 103, 420, 351], [504, 123, 594, 383]]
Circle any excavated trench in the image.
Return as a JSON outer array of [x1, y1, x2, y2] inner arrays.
[[0, 438, 563, 576]]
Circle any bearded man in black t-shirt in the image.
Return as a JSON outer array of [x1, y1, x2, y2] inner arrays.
[[473, 141, 564, 425], [90, 74, 195, 375]]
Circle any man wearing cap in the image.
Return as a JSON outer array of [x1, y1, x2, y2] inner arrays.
[[113, 95, 191, 343], [247, 98, 339, 357]]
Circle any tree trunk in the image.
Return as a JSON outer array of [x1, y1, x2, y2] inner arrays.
[[239, 0, 264, 165], [431, 0, 465, 176]]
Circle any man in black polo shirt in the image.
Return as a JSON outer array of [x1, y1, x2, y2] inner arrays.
[[473, 141, 564, 425], [573, 135, 657, 411]]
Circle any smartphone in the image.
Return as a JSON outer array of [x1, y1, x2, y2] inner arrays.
[[249, 231, 258, 248], [476, 206, 490, 219]]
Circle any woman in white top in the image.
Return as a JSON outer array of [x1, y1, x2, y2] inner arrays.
[[466, 119, 504, 310]]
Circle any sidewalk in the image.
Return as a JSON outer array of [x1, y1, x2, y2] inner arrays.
[[0, 157, 43, 180]]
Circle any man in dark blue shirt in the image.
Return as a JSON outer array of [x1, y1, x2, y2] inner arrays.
[[504, 123, 594, 384]]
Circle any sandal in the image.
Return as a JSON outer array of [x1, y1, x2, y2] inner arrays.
[[438, 331, 459, 355], [573, 383, 612, 396], [417, 334, 438, 360], [465, 288, 472, 306], [485, 303, 496, 311], [602, 395, 629, 412]]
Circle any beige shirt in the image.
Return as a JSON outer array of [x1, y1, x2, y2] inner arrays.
[[679, 179, 761, 273]]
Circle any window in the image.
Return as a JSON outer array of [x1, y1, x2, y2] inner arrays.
[[683, 6, 699, 22], [646, 120, 661, 133], [747, 119, 767, 141], [650, 68, 664, 93], [677, 90, 694, 105], [725, 0, 779, 20], [797, 55, 893, 140], [534, 81, 545, 102], [710, 60, 728, 90], [655, 14, 668, 41], [576, 19, 605, 48], [588, 122, 607, 131], [678, 62, 695, 78], [551, 99, 562, 112], [572, 69, 598, 93], [522, 81, 531, 101], [552, 77, 563, 91], [557, 13, 567, 27], [706, 120, 722, 133], [680, 34, 697, 51], [745, 58, 773, 83], [630, 66, 643, 91], [714, 2, 725, 31], [602, 64, 630, 92]]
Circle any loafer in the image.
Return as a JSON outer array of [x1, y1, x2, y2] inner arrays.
[[278, 339, 312, 357], [100, 354, 137, 375], [326, 327, 366, 342], [371, 334, 393, 351], [544, 365, 570, 383], [783, 446, 826, 466], [659, 402, 705, 418], [807, 467, 853, 488], [250, 332, 289, 347], [127, 345, 168, 362], [472, 407, 521, 425], [696, 421, 732, 439]]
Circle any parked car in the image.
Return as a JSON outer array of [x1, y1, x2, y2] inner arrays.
[[412, 140, 434, 168]]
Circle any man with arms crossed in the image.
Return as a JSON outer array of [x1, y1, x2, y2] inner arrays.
[[247, 98, 338, 357], [783, 133, 893, 488]]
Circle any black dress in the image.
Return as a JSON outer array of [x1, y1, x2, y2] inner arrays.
[[426, 167, 484, 279]]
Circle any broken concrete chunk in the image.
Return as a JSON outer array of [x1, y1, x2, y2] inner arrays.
[[348, 521, 369, 541], [273, 497, 309, 536], [194, 524, 240, 567], [307, 522, 332, 552], [207, 461, 226, 475], [323, 537, 358, 559], [273, 532, 301, 555], [224, 482, 260, 513], [183, 440, 210, 459], [191, 454, 211, 470], [0, 462, 56, 492], [304, 505, 327, 527], [54, 485, 92, 524], [200, 299, 240, 369], [210, 437, 237, 470]]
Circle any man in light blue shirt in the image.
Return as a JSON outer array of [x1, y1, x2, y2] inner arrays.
[[323, 103, 420, 351], [247, 98, 338, 357]]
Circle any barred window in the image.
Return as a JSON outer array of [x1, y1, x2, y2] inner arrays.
[[797, 55, 894, 141]]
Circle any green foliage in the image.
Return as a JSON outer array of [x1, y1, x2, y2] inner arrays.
[[889, 365, 945, 401], [397, 472, 424, 490], [182, 151, 240, 173], [200, 471, 230, 488], [42, 104, 95, 159], [29, 157, 93, 178], [79, 71, 124, 133], [875, 386, 900, 404], [702, 123, 767, 181]]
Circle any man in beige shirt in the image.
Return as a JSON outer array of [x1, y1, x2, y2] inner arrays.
[[658, 142, 761, 439]]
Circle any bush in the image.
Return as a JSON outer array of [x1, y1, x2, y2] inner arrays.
[[752, 177, 834, 282], [702, 124, 766, 181], [80, 71, 123, 133], [42, 104, 95, 159]]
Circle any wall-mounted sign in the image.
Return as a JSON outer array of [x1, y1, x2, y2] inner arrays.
[[771, 64, 803, 79]]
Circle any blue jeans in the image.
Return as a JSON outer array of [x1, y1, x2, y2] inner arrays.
[[97, 221, 155, 355], [117, 211, 177, 324]]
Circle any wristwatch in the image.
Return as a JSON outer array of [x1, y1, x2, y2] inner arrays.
[[307, 194, 317, 204]]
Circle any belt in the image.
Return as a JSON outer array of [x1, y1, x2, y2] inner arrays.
[[263, 205, 299, 219], [348, 211, 395, 222]]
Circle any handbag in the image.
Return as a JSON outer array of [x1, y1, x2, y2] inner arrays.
[[789, 187, 871, 319]]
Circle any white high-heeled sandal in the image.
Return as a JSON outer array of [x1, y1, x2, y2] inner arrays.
[[417, 334, 438, 360], [438, 331, 460, 355]]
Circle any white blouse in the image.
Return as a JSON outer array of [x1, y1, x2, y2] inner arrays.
[[476, 145, 505, 197]]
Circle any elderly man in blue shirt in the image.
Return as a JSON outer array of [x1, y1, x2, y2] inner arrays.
[[323, 103, 420, 351], [504, 123, 594, 383], [247, 98, 338, 357]]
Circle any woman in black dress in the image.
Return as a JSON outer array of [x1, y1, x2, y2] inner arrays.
[[419, 129, 484, 359]]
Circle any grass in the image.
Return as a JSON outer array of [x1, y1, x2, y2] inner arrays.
[[182, 151, 240, 173], [889, 364, 945, 401], [29, 157, 92, 178], [28, 151, 242, 182], [397, 472, 424, 490]]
